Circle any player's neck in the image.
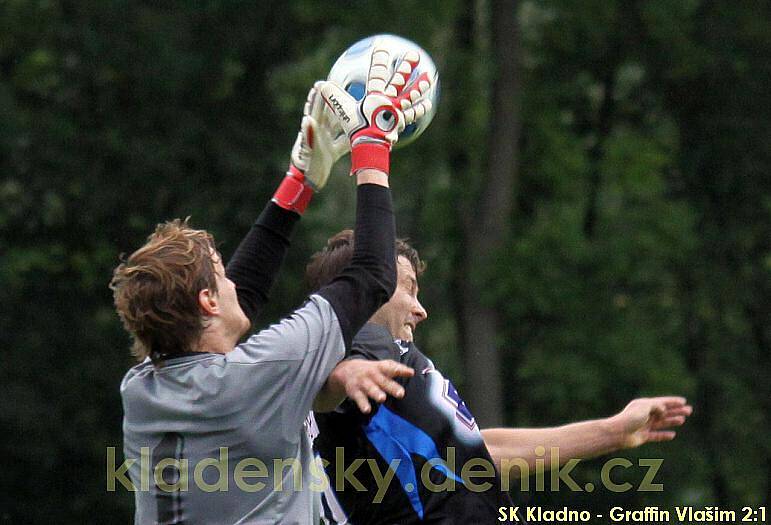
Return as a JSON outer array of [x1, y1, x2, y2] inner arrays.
[[194, 325, 237, 355]]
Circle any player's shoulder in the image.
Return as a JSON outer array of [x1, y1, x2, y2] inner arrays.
[[119, 358, 154, 391], [351, 323, 400, 361], [265, 293, 338, 337], [354, 322, 393, 345], [231, 293, 343, 364], [300, 293, 337, 320], [120, 354, 223, 393]]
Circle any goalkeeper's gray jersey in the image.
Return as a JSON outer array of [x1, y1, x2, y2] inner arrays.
[[121, 295, 343, 525]]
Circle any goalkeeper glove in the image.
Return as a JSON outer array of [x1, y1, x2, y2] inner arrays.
[[318, 46, 433, 176], [272, 84, 348, 214]]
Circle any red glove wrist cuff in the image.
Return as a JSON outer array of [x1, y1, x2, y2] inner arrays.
[[351, 142, 390, 176], [272, 165, 313, 215]]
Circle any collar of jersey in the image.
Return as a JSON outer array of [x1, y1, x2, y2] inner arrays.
[[355, 323, 412, 355], [355, 323, 395, 346], [394, 340, 410, 355], [156, 352, 220, 369]]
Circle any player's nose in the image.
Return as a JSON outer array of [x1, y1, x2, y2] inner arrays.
[[413, 299, 428, 323]]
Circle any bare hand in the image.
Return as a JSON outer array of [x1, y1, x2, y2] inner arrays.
[[326, 359, 414, 414], [612, 396, 693, 449]]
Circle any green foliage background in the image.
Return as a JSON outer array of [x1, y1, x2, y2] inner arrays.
[[0, 1, 768, 522]]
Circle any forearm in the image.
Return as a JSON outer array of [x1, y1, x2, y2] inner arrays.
[[318, 171, 396, 351], [313, 380, 345, 412], [225, 202, 299, 325], [482, 417, 624, 475]]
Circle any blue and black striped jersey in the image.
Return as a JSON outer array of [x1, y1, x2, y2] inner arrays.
[[313, 323, 520, 524]]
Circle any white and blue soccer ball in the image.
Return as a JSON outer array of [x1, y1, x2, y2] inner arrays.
[[328, 34, 440, 148]]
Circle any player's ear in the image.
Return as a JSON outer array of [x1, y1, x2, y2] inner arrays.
[[198, 288, 219, 316]]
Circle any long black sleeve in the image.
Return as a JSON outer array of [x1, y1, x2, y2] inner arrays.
[[225, 202, 300, 325], [318, 184, 397, 352]]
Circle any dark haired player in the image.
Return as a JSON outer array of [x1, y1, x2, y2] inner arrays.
[[307, 231, 692, 524]]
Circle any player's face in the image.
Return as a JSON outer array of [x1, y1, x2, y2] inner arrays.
[[211, 252, 251, 338], [370, 256, 428, 342]]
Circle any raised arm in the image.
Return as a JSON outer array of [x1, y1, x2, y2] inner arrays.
[[225, 203, 297, 326], [482, 397, 692, 478], [226, 85, 347, 324], [315, 45, 433, 351], [310, 48, 433, 412]]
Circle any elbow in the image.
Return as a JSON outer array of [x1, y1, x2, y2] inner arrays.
[[373, 258, 397, 307], [355, 252, 397, 307], [382, 258, 397, 298]]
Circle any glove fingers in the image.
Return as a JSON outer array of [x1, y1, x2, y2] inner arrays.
[[383, 51, 420, 98], [307, 90, 326, 127], [301, 115, 316, 149], [289, 130, 307, 171], [302, 84, 319, 118], [403, 99, 433, 125], [367, 46, 392, 94], [400, 71, 431, 102]]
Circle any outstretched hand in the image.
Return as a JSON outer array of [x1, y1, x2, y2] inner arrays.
[[317, 359, 415, 414], [611, 397, 693, 449]]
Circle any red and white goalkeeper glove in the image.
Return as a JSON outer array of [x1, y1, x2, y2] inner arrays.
[[318, 46, 433, 176], [272, 84, 348, 214]]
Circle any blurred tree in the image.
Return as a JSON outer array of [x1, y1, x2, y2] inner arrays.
[[0, 1, 299, 521], [457, 0, 521, 428], [650, 0, 771, 505]]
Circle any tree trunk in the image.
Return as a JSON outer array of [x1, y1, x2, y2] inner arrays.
[[460, 0, 520, 427]]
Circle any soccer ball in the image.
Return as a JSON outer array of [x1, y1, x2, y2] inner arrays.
[[327, 34, 440, 148]]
